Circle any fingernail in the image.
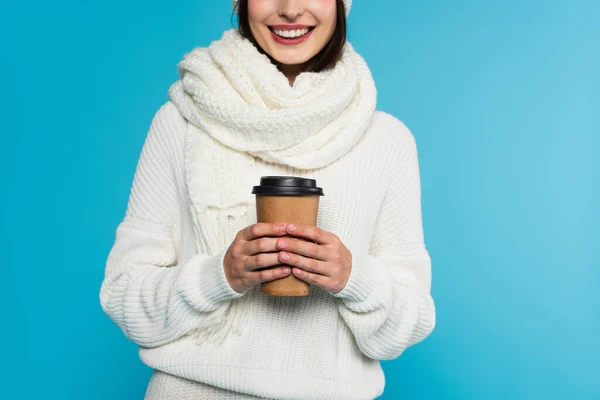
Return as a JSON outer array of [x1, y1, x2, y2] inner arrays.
[[294, 268, 302, 275], [288, 224, 296, 232], [279, 240, 287, 248], [281, 253, 290, 261], [282, 267, 290, 274], [280, 224, 287, 232]]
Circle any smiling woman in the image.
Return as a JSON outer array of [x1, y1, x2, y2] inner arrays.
[[235, 0, 349, 82], [99, 0, 435, 399]]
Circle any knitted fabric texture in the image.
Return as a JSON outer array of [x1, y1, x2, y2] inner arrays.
[[168, 28, 376, 170], [100, 102, 436, 399], [100, 23, 435, 400], [232, 0, 353, 16], [145, 370, 269, 399], [165, 27, 377, 346]]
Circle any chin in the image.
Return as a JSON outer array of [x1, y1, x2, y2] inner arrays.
[[272, 54, 312, 66], [268, 46, 315, 65]]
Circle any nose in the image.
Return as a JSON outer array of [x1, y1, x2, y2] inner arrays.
[[279, 0, 304, 19]]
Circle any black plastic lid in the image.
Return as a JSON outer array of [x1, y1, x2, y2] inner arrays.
[[251, 176, 324, 196]]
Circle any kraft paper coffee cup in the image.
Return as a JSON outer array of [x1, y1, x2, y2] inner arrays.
[[251, 176, 324, 296]]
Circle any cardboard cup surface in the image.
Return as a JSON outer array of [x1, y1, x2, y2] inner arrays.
[[256, 195, 320, 296]]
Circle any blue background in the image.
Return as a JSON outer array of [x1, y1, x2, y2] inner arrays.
[[2, 0, 598, 398]]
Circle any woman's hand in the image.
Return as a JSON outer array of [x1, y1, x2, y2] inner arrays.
[[276, 223, 352, 294], [224, 222, 293, 294]]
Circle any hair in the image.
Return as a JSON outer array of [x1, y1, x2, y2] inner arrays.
[[233, 0, 347, 73]]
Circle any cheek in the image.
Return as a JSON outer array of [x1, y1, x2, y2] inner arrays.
[[247, 1, 271, 39], [248, 0, 275, 20], [308, 0, 337, 17], [308, 0, 337, 30]]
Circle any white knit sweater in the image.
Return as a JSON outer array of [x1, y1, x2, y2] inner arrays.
[[100, 29, 435, 400]]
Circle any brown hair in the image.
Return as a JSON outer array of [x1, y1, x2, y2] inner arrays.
[[233, 0, 347, 73]]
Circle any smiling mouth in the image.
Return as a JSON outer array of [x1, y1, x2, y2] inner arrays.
[[268, 26, 316, 39]]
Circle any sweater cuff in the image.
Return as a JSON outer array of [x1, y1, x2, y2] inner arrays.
[[194, 247, 245, 306], [331, 252, 393, 308]]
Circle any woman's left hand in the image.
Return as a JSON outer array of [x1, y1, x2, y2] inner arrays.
[[276, 223, 352, 294]]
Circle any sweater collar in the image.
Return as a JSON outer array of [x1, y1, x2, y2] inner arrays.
[[169, 28, 377, 170]]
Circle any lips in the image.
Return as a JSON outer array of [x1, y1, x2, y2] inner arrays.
[[268, 25, 316, 31], [268, 26, 315, 36], [269, 27, 314, 45]]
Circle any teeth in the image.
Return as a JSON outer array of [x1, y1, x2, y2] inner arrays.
[[273, 28, 310, 38]]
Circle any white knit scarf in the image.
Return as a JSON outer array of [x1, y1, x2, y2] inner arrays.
[[167, 28, 377, 346], [169, 28, 377, 170]]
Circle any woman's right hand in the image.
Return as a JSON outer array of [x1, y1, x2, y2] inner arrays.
[[223, 222, 292, 294]]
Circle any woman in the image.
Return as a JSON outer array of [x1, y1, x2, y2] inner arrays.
[[99, 0, 436, 399]]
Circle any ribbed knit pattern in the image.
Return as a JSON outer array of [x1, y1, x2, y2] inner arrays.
[[145, 370, 269, 399], [99, 31, 435, 399]]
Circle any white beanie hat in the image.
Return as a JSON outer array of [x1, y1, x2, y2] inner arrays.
[[232, 0, 352, 17]]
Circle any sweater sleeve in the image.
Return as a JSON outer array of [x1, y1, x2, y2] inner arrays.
[[99, 102, 244, 349], [331, 126, 436, 360]]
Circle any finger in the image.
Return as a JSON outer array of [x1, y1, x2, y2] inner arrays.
[[248, 266, 292, 285], [279, 251, 328, 276], [244, 236, 280, 256], [291, 268, 333, 292], [242, 222, 288, 242], [276, 237, 327, 261], [285, 223, 333, 245], [244, 252, 283, 272]]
